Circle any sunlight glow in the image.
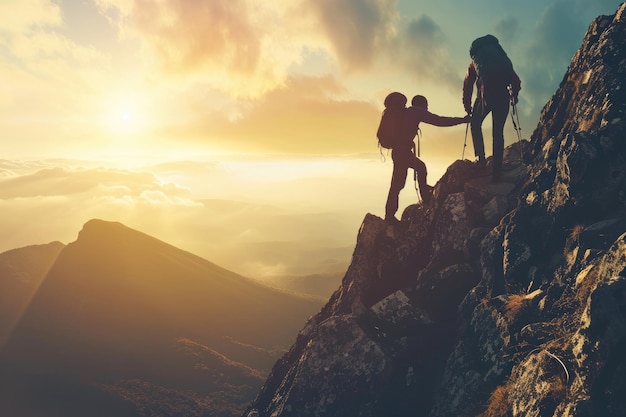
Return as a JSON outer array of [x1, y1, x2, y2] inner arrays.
[[100, 91, 150, 138], [222, 159, 350, 182]]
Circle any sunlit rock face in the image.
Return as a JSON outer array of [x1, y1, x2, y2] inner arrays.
[[244, 3, 626, 417]]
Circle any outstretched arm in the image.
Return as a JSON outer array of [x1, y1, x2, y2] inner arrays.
[[421, 110, 471, 127]]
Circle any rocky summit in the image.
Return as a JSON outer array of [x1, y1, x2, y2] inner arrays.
[[243, 4, 626, 417]]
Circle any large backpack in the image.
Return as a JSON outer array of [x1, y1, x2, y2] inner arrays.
[[470, 35, 513, 93], [376, 92, 407, 150]]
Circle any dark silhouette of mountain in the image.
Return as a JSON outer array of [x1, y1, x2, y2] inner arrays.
[[0, 241, 65, 346], [244, 4, 626, 417], [0, 219, 322, 417]]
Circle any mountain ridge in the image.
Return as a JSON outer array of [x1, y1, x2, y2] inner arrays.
[[74, 218, 321, 301], [0, 241, 65, 347]]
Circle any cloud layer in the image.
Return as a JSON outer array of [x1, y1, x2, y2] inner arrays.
[[0, 157, 390, 279], [94, 0, 401, 97]]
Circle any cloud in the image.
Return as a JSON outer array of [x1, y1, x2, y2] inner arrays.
[[527, 3, 582, 67], [0, 164, 192, 203], [0, 158, 369, 280], [0, 0, 61, 33], [494, 16, 519, 44], [138, 189, 199, 207], [0, 2, 115, 155], [95, 0, 319, 97], [132, 0, 261, 73], [305, 0, 397, 70], [95, 0, 401, 97], [0, 160, 207, 265], [164, 74, 381, 154], [0, 1, 108, 73], [394, 14, 459, 92]]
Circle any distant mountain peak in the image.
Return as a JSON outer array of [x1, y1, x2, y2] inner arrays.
[[80, 218, 125, 232], [76, 218, 161, 246]]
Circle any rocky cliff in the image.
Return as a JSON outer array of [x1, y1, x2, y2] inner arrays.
[[243, 4, 626, 417]]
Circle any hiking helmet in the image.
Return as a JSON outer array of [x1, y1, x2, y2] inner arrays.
[[411, 95, 428, 109]]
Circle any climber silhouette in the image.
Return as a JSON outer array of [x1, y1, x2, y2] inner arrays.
[[385, 95, 469, 225], [463, 34, 521, 182]]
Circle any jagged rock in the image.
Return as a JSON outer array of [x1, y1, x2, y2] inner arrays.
[[579, 218, 626, 250], [266, 314, 387, 417], [567, 233, 626, 416], [431, 192, 474, 257], [507, 349, 571, 417], [412, 263, 478, 323], [431, 160, 481, 205], [243, 4, 626, 417], [431, 5, 626, 417], [244, 129, 532, 417], [464, 226, 491, 261], [368, 290, 432, 333]]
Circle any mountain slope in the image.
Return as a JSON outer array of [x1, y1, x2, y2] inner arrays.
[[0, 219, 322, 417], [0, 241, 65, 346], [243, 4, 626, 417]]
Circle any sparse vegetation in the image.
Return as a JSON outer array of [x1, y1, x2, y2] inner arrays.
[[569, 224, 585, 242], [546, 375, 568, 402], [575, 265, 599, 303], [478, 385, 510, 417], [504, 294, 526, 322]]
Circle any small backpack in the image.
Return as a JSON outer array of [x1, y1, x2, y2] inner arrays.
[[470, 35, 513, 92], [376, 92, 407, 150]]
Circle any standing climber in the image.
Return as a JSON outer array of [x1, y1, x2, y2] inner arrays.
[[463, 34, 521, 182], [383, 94, 469, 225]]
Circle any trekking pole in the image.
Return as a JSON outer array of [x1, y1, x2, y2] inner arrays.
[[508, 85, 524, 163], [416, 128, 422, 158], [414, 170, 421, 202], [462, 121, 469, 160], [412, 140, 422, 202]]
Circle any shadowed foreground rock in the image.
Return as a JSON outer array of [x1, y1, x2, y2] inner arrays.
[[244, 4, 626, 417]]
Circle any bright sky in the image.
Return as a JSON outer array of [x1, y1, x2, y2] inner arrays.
[[0, 0, 623, 281]]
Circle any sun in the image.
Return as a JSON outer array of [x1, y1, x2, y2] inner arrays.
[[100, 92, 149, 137], [120, 110, 132, 124], [116, 106, 141, 132]]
